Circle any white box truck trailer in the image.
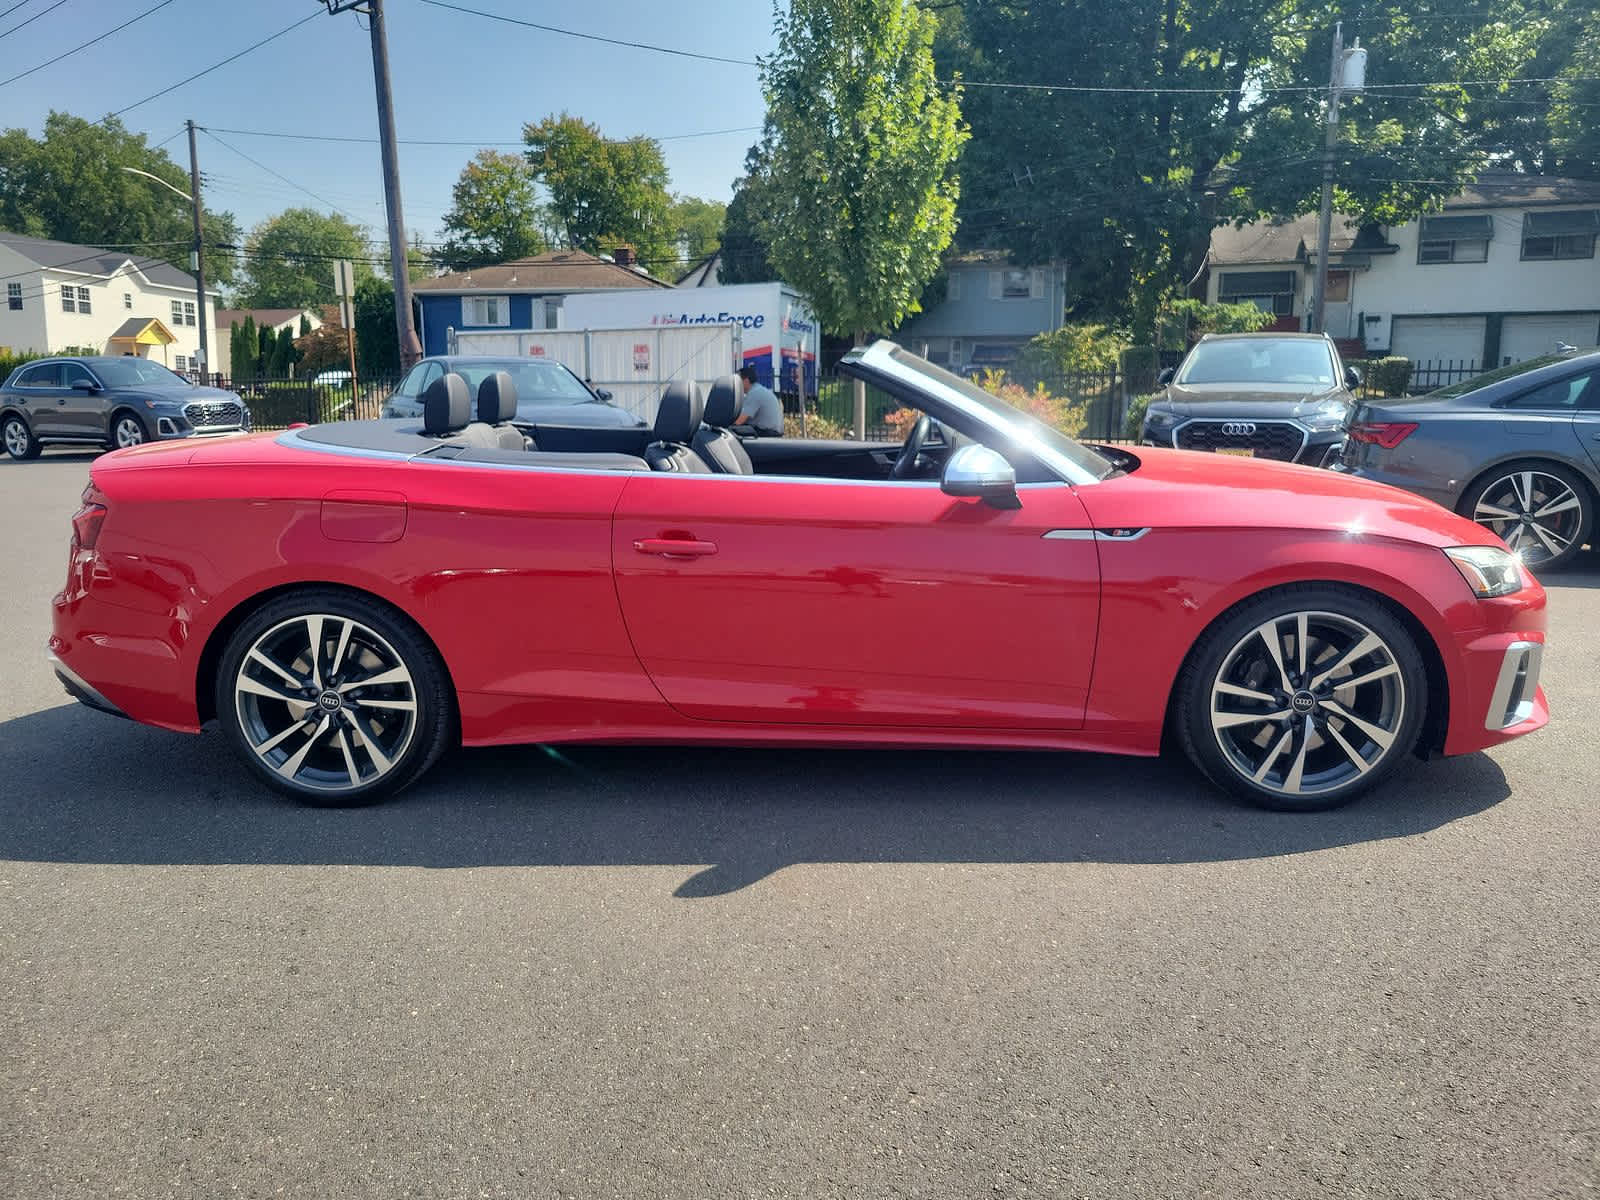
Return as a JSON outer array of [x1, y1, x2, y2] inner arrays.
[[559, 282, 820, 399], [446, 324, 741, 424]]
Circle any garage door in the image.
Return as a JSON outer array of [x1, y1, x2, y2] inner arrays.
[[1389, 316, 1487, 389], [1499, 314, 1600, 365]]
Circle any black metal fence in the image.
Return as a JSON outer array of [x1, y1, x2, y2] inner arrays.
[[225, 375, 401, 430]]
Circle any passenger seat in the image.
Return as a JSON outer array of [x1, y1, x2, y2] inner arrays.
[[691, 374, 755, 474], [644, 381, 713, 472], [422, 373, 501, 448], [475, 371, 530, 450]]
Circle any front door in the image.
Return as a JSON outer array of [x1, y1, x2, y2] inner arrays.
[[611, 474, 1101, 729]]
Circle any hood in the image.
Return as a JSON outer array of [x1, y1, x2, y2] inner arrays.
[[1151, 382, 1348, 421], [131, 384, 243, 407], [1077, 445, 1497, 551]]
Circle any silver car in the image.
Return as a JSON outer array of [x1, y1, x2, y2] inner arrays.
[[1336, 349, 1600, 570]]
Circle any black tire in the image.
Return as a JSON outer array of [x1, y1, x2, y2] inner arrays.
[[1176, 584, 1428, 812], [214, 589, 455, 806], [3, 413, 42, 460], [1458, 460, 1593, 573], [109, 410, 148, 451]]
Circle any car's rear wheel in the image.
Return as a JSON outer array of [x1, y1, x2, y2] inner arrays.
[[215, 590, 454, 806], [3, 414, 41, 460], [1177, 586, 1427, 811], [110, 412, 147, 450], [1460, 461, 1592, 572]]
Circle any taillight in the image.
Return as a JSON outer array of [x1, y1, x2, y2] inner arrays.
[[71, 503, 108, 550], [1348, 421, 1418, 449]]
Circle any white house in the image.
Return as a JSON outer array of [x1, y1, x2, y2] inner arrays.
[[0, 231, 219, 373], [1204, 174, 1600, 373]]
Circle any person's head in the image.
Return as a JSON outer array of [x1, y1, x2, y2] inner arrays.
[[737, 365, 757, 392]]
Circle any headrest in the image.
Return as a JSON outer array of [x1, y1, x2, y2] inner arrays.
[[423, 373, 471, 434], [703, 375, 741, 427], [477, 371, 517, 424], [653, 380, 705, 444]]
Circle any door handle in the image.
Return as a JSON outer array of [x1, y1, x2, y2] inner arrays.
[[633, 537, 718, 558]]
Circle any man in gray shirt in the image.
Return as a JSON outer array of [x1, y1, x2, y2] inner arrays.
[[734, 365, 783, 436]]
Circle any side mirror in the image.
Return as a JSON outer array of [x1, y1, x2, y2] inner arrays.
[[71, 380, 100, 392], [1157, 367, 1175, 387], [1344, 365, 1363, 388], [595, 387, 614, 402], [942, 444, 1021, 510]]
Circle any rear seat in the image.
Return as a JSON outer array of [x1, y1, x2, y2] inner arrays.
[[422, 372, 503, 449], [475, 371, 530, 451]]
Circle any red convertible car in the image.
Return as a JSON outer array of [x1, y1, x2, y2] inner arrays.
[[49, 342, 1548, 811]]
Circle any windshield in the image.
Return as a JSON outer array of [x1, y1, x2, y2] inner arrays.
[[453, 360, 597, 405], [884, 347, 1113, 480], [1424, 354, 1574, 399], [90, 359, 189, 388], [1176, 338, 1336, 386]]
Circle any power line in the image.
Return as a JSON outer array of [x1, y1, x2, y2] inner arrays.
[[415, 0, 759, 67], [0, 0, 178, 89], [950, 74, 1600, 96], [108, 11, 319, 119], [201, 128, 371, 225], [202, 123, 764, 147], [0, 1, 35, 22], [0, 0, 68, 40]]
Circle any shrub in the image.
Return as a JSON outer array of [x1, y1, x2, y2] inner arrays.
[[1015, 323, 1126, 378], [1362, 357, 1413, 396], [1165, 297, 1274, 338], [783, 407, 851, 440], [974, 368, 1088, 436], [1124, 392, 1162, 439], [0, 349, 46, 381]]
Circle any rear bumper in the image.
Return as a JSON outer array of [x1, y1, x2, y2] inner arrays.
[[49, 589, 200, 734], [48, 650, 130, 720]]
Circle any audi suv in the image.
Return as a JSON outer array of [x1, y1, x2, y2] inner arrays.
[[1139, 332, 1360, 467], [1, 356, 249, 460]]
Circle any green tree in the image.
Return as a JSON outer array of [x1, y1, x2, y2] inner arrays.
[[230, 316, 258, 380], [758, 0, 966, 434], [0, 111, 242, 288], [668, 194, 725, 264], [940, 0, 1575, 336], [238, 208, 372, 308], [436, 150, 548, 271], [353, 276, 400, 376], [719, 141, 776, 284], [522, 113, 675, 269], [1549, 8, 1600, 175]]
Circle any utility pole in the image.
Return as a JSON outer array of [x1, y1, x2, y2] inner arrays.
[[186, 121, 210, 382], [1309, 25, 1366, 335], [323, 0, 423, 368]]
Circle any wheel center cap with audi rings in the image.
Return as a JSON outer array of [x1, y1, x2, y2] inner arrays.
[[317, 690, 344, 713], [1291, 690, 1317, 714]]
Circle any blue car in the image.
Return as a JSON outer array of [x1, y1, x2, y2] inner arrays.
[[1, 356, 250, 460]]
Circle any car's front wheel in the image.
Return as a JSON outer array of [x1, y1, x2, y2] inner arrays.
[[3, 414, 41, 460], [110, 412, 147, 450], [1177, 586, 1427, 811], [214, 590, 455, 805], [1460, 460, 1592, 572]]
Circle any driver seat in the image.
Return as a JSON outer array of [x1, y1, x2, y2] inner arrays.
[[644, 381, 713, 472], [691, 374, 755, 474], [475, 371, 530, 450]]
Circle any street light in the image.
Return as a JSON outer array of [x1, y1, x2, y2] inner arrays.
[[119, 122, 210, 380]]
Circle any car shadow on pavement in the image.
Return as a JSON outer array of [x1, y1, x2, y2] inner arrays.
[[0, 703, 1514, 896]]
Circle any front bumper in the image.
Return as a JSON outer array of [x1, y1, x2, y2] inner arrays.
[[1141, 424, 1346, 467], [1440, 597, 1549, 757]]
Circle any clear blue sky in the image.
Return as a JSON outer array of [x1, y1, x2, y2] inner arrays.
[[1, 0, 775, 253]]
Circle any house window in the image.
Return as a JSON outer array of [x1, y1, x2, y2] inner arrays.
[[6, 283, 19, 311], [543, 298, 561, 329], [1417, 214, 1492, 264], [183, 301, 196, 326], [1521, 210, 1598, 261], [462, 295, 510, 326], [62, 286, 76, 313], [171, 299, 184, 325], [76, 286, 91, 314], [1217, 270, 1296, 316], [174, 354, 188, 372], [989, 268, 1043, 300], [123, 292, 132, 309]]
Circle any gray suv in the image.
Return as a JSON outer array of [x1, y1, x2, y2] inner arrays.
[[1141, 332, 1361, 467], [1, 356, 250, 460], [1336, 349, 1600, 571]]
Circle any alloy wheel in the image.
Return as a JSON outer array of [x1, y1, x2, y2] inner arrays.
[[232, 613, 419, 796], [114, 416, 146, 449], [1208, 610, 1406, 800], [4, 418, 30, 457], [1471, 469, 1583, 567]]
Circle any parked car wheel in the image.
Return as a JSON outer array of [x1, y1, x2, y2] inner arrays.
[[3, 414, 42, 460], [1459, 460, 1593, 572], [110, 412, 147, 450], [214, 590, 455, 806], [1177, 586, 1427, 812]]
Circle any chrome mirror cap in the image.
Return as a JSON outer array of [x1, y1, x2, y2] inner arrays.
[[942, 444, 1021, 509]]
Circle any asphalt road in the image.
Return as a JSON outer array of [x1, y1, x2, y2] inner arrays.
[[2, 451, 1597, 1200]]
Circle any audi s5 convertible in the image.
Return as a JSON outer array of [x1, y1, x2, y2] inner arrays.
[[49, 341, 1548, 812]]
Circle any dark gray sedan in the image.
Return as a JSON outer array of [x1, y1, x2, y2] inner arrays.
[[1, 356, 249, 460], [1336, 350, 1600, 570]]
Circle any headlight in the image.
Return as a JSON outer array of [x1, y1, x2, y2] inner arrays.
[[1444, 545, 1524, 598], [1142, 408, 1178, 440], [1301, 403, 1350, 432]]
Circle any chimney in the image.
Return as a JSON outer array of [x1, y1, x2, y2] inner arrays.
[[612, 244, 636, 267]]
